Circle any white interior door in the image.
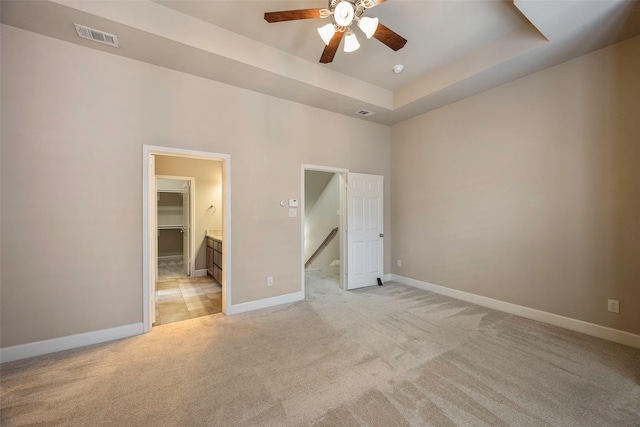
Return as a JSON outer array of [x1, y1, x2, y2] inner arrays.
[[182, 181, 191, 276], [347, 173, 384, 290]]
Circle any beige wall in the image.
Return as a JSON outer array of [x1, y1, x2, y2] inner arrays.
[[157, 229, 182, 257], [304, 172, 340, 268], [0, 25, 391, 348], [155, 156, 222, 270], [391, 35, 640, 335]]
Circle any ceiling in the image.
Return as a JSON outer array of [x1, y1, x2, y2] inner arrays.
[[2, 0, 640, 125]]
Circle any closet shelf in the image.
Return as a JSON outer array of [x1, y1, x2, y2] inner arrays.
[[157, 225, 183, 230]]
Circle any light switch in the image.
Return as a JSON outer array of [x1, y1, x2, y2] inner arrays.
[[289, 199, 299, 208], [289, 208, 297, 217]]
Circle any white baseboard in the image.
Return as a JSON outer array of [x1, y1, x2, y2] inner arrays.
[[390, 274, 640, 349], [0, 323, 144, 364], [229, 291, 304, 315], [383, 273, 391, 282], [193, 269, 208, 277]]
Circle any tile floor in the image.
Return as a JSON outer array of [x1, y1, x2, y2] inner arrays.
[[154, 263, 222, 326], [157, 258, 189, 281]]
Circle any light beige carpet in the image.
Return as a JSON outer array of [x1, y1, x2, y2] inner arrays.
[[1, 267, 639, 426]]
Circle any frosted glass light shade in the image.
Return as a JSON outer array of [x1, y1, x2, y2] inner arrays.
[[317, 23, 336, 45], [358, 17, 379, 39], [343, 31, 360, 52]]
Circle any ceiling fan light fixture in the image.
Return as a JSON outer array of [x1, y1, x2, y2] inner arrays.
[[264, 1, 407, 64], [317, 23, 336, 45], [344, 31, 360, 53], [334, 1, 355, 26], [358, 16, 378, 39]]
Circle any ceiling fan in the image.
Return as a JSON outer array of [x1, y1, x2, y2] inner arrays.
[[264, 0, 407, 64]]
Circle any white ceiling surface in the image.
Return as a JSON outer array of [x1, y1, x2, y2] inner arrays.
[[2, 1, 640, 125]]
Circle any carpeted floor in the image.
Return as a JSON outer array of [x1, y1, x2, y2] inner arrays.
[[1, 267, 639, 426]]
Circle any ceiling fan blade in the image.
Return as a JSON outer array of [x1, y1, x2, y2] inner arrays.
[[320, 31, 345, 64], [264, 9, 323, 23], [373, 23, 407, 51]]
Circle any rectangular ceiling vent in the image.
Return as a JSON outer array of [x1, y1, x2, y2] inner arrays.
[[355, 109, 376, 117], [74, 24, 119, 47]]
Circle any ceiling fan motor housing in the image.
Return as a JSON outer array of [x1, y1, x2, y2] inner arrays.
[[334, 1, 355, 26]]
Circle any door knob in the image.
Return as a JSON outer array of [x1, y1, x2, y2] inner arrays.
[[379, 233, 384, 237]]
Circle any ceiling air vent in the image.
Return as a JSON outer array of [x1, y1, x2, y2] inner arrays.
[[355, 109, 375, 117], [74, 24, 119, 47]]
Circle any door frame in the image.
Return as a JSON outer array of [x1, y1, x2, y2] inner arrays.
[[156, 175, 196, 278], [143, 145, 231, 333], [301, 164, 348, 294]]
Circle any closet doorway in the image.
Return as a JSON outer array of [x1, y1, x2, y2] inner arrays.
[[156, 176, 194, 280], [143, 146, 231, 333]]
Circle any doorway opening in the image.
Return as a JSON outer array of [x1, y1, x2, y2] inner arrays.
[[143, 146, 231, 333], [302, 165, 348, 298], [302, 165, 385, 297], [153, 161, 220, 326], [156, 176, 195, 281]]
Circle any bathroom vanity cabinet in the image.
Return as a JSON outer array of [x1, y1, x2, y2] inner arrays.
[[206, 236, 222, 284]]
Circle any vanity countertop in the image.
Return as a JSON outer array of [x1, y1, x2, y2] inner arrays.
[[205, 232, 222, 243]]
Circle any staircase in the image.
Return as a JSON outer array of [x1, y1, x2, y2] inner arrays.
[[305, 227, 338, 269]]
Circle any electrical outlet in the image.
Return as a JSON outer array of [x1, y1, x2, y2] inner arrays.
[[607, 299, 619, 313], [397, 259, 402, 267], [267, 276, 273, 286]]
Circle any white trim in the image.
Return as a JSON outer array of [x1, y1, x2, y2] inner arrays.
[[229, 291, 304, 315], [143, 145, 231, 333], [302, 164, 350, 174], [193, 269, 208, 277], [391, 274, 640, 349], [383, 274, 391, 282], [0, 323, 144, 363], [143, 146, 154, 331]]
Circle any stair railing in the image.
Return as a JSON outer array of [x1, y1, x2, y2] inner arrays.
[[305, 227, 339, 269]]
